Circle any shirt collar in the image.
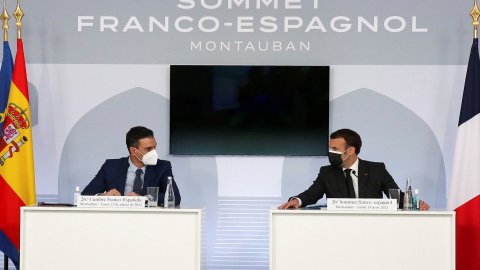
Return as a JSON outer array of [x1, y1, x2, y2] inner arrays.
[[128, 157, 146, 174], [343, 157, 359, 173]]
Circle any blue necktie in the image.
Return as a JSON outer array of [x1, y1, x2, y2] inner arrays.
[[133, 169, 143, 195]]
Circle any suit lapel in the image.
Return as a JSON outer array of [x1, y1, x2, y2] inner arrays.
[[117, 158, 130, 195], [334, 168, 349, 198], [143, 166, 155, 194], [357, 159, 369, 198]]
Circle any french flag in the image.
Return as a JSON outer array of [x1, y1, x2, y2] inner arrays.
[[448, 38, 480, 270]]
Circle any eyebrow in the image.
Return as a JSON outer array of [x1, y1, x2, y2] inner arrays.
[[145, 144, 157, 150]]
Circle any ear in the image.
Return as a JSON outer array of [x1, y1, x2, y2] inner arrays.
[[347, 147, 355, 155], [129, 146, 136, 156]]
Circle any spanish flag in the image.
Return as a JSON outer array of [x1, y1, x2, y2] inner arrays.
[[0, 38, 36, 269]]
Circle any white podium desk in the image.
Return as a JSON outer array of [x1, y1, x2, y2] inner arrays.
[[20, 206, 202, 270], [270, 209, 455, 270]]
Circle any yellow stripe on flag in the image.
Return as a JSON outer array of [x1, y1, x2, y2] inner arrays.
[[0, 82, 36, 205]]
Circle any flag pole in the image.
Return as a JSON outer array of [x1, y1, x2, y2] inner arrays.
[[1, 3, 11, 269], [3, 255, 8, 270], [13, 0, 22, 40], [3, 254, 8, 270], [471, 0, 480, 38]]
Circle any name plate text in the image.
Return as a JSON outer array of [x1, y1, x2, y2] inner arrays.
[[77, 196, 146, 208], [327, 198, 397, 211]]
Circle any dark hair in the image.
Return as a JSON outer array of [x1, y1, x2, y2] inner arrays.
[[126, 126, 154, 150], [330, 129, 362, 155]]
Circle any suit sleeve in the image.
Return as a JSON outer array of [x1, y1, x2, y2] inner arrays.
[[172, 177, 181, 206], [295, 166, 327, 206], [157, 161, 181, 206], [378, 162, 405, 208], [81, 161, 109, 195]]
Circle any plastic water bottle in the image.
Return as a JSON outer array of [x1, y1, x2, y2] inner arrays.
[[403, 178, 413, 211], [164, 176, 175, 208], [413, 189, 419, 210], [73, 186, 80, 206]]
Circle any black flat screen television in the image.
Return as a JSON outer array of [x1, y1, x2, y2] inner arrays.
[[169, 65, 330, 156]]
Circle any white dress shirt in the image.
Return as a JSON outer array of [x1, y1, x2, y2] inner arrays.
[[124, 157, 146, 194], [344, 157, 359, 198]]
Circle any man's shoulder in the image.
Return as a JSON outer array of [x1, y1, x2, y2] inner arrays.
[[358, 159, 387, 170], [155, 159, 172, 167], [102, 157, 129, 168], [359, 159, 384, 166], [104, 157, 129, 164], [319, 164, 339, 173], [146, 159, 172, 173]]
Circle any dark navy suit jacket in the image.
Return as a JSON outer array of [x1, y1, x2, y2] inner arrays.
[[82, 157, 181, 206], [296, 159, 403, 208]]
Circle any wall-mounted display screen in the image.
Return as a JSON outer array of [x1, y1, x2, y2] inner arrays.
[[170, 65, 330, 156]]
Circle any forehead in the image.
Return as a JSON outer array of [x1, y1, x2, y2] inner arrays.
[[137, 137, 157, 149], [329, 138, 347, 150]]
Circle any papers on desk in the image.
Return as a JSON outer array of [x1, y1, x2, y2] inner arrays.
[[304, 203, 327, 210], [37, 202, 74, 207]]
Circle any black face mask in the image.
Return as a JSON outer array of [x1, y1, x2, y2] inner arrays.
[[328, 148, 350, 168]]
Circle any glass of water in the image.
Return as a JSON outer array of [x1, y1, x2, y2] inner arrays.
[[388, 189, 401, 210], [146, 187, 159, 207]]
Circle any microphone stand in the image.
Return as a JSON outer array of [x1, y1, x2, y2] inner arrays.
[[4, 255, 8, 270]]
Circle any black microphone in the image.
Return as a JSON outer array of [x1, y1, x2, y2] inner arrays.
[[352, 170, 377, 198], [352, 170, 404, 205]]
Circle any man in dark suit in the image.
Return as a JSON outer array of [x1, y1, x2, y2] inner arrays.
[[82, 126, 181, 206], [278, 129, 429, 210]]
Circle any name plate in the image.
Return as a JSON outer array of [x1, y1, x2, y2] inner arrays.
[[77, 196, 146, 208], [327, 198, 397, 211]]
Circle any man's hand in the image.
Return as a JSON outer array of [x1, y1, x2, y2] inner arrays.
[[419, 200, 430, 211], [277, 198, 300, 209], [100, 189, 121, 196], [125, 192, 141, 196]]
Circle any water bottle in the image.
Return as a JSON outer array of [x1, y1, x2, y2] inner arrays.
[[73, 186, 80, 206], [164, 176, 175, 208], [403, 178, 413, 211], [413, 189, 419, 210]]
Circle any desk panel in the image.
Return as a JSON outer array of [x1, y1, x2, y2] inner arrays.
[[270, 210, 455, 270], [21, 207, 202, 270]]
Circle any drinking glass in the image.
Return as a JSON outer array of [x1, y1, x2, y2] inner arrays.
[[146, 187, 159, 207], [388, 189, 401, 210]]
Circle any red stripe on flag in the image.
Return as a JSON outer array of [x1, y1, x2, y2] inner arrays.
[[456, 194, 480, 270], [0, 175, 25, 249], [11, 39, 28, 98]]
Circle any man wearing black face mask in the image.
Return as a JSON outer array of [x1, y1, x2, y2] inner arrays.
[[278, 129, 430, 210], [82, 126, 181, 206]]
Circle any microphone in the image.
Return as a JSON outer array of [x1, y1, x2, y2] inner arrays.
[[352, 170, 403, 203], [351, 170, 378, 198]]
